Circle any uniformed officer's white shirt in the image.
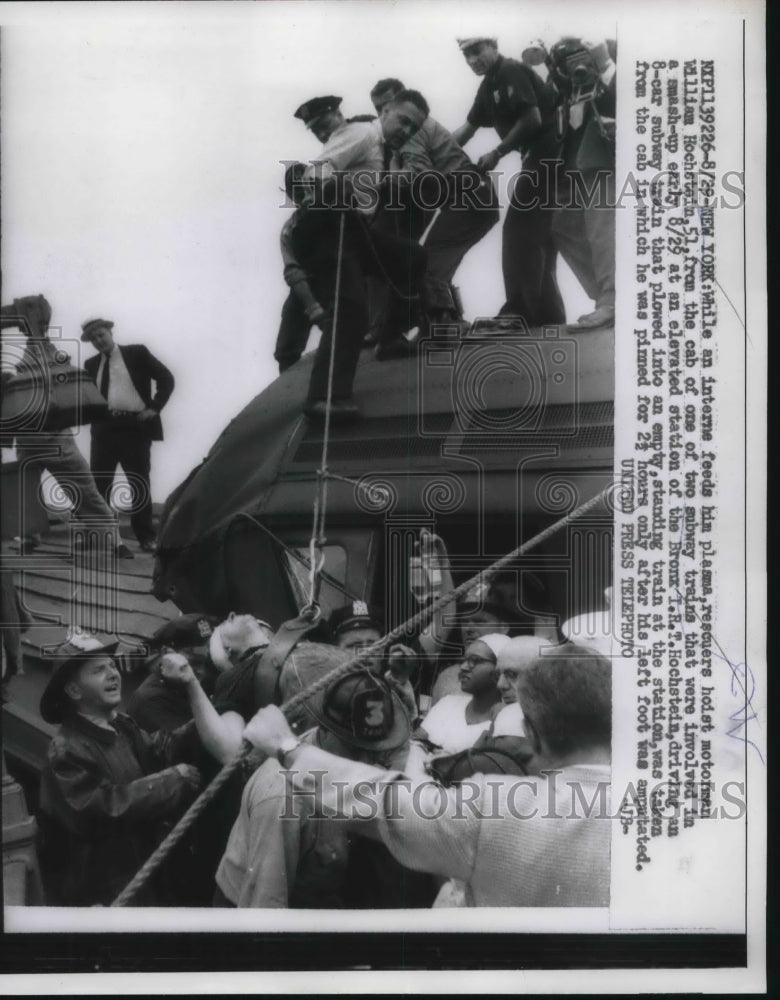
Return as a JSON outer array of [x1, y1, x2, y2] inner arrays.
[[304, 119, 384, 215], [97, 347, 146, 413]]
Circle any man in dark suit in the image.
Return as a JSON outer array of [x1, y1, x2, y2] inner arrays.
[[82, 318, 174, 551]]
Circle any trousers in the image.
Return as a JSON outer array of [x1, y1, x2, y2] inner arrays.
[[552, 169, 615, 309], [15, 429, 116, 533], [294, 210, 425, 402], [90, 422, 155, 543], [500, 162, 566, 327], [274, 293, 313, 373]]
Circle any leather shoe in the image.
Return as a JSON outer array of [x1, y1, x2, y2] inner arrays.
[[304, 399, 360, 423], [115, 543, 135, 560]]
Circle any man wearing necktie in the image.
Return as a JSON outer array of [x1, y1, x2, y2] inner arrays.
[[82, 318, 174, 552]]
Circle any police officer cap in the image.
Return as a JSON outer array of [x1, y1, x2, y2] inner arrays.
[[328, 600, 382, 638], [149, 613, 221, 651], [457, 37, 497, 52], [294, 95, 342, 127]]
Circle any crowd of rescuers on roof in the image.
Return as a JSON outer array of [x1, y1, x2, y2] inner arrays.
[[275, 35, 617, 423], [36, 527, 614, 909]]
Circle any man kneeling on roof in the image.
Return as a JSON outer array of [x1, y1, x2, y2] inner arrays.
[[215, 648, 437, 908]]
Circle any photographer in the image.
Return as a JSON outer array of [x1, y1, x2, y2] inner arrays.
[[541, 37, 617, 330]]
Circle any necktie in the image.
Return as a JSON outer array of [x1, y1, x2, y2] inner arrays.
[[99, 357, 110, 399]]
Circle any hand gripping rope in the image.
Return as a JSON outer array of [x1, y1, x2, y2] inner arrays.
[[111, 484, 611, 906]]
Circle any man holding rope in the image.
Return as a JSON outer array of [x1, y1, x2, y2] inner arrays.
[[215, 653, 436, 908], [290, 91, 429, 421], [238, 643, 612, 907], [369, 78, 499, 344]]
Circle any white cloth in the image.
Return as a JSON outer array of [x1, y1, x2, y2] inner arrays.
[[491, 701, 526, 737], [305, 119, 384, 215], [421, 693, 492, 753], [97, 347, 146, 413], [562, 611, 614, 657]]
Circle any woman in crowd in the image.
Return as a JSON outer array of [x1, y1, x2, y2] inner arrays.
[[413, 633, 508, 754]]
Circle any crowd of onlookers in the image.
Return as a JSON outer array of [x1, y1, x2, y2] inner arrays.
[[34, 530, 613, 909]]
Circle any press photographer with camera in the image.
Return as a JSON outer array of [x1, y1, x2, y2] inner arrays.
[[524, 37, 617, 330]]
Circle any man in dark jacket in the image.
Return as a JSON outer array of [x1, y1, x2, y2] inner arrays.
[[82, 318, 174, 551], [37, 636, 204, 905]]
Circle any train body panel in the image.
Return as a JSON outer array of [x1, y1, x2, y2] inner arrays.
[[154, 326, 615, 631]]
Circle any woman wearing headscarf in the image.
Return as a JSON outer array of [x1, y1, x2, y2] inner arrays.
[[413, 633, 509, 754]]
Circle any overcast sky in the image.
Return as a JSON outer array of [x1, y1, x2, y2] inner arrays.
[[1, 0, 620, 502]]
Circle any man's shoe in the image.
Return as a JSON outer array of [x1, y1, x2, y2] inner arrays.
[[116, 543, 135, 560], [304, 399, 360, 423], [569, 304, 615, 330], [139, 540, 156, 553]]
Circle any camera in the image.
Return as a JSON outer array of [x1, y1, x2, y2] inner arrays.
[[549, 38, 602, 102]]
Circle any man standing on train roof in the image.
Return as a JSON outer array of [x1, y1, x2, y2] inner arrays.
[[369, 78, 499, 336], [290, 93, 428, 421], [452, 36, 566, 329], [81, 317, 174, 553]]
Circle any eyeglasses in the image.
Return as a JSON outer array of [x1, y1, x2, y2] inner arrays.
[[463, 655, 496, 669]]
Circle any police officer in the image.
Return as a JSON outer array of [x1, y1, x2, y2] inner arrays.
[[452, 37, 565, 328], [291, 93, 428, 420]]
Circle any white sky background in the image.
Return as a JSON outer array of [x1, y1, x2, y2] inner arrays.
[[1, 0, 615, 502]]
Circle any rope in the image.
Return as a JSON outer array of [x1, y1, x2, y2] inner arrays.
[[307, 210, 346, 611], [111, 483, 610, 907]]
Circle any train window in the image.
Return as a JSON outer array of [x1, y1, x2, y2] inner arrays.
[[281, 545, 348, 620]]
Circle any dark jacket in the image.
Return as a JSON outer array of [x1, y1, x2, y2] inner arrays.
[[38, 711, 198, 905], [563, 76, 616, 173], [85, 344, 174, 441]]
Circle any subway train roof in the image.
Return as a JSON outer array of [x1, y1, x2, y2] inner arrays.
[[156, 325, 614, 554]]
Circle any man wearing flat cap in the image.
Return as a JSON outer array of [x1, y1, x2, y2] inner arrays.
[[81, 318, 174, 552], [288, 91, 429, 420], [452, 37, 566, 328]]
